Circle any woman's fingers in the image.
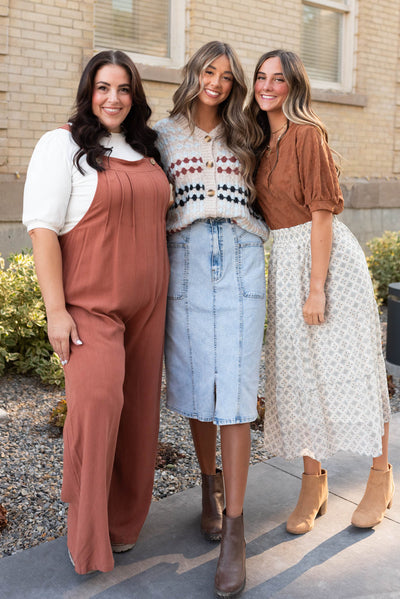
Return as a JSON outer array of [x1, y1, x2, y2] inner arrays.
[[70, 323, 83, 348], [303, 312, 325, 325], [302, 292, 326, 325], [47, 310, 82, 365]]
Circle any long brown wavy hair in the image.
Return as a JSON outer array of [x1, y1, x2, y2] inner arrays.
[[69, 50, 160, 173], [170, 41, 259, 201], [248, 49, 340, 172]]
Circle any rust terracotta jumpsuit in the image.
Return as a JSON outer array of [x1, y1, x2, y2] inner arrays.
[[58, 149, 170, 574]]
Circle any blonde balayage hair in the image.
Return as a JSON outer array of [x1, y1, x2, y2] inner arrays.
[[171, 41, 258, 201], [248, 49, 340, 172]]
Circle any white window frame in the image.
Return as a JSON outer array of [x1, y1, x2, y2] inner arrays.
[[94, 0, 186, 70], [302, 0, 356, 92]]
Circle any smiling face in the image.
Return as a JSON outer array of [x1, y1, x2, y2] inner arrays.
[[254, 56, 289, 116], [197, 54, 234, 109], [91, 64, 132, 133]]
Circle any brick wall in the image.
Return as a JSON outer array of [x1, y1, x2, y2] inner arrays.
[[1, 0, 92, 176], [1, 0, 400, 260], [2, 1, 400, 176]]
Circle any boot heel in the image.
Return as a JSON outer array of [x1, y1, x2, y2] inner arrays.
[[387, 484, 394, 510], [317, 498, 328, 516]]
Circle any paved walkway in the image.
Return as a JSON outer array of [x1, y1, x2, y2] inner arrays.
[[0, 413, 399, 599]]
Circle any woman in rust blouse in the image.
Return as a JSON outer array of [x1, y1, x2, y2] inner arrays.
[[249, 49, 393, 535]]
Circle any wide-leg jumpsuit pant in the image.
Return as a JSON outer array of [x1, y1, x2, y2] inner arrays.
[[59, 156, 170, 574]]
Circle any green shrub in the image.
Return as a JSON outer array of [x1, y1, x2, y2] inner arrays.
[[49, 398, 67, 428], [0, 252, 64, 386], [366, 231, 400, 304]]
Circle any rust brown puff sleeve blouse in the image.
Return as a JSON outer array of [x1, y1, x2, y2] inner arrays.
[[256, 122, 344, 230]]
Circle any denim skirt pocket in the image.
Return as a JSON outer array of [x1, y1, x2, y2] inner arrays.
[[236, 230, 266, 299], [167, 230, 189, 300]]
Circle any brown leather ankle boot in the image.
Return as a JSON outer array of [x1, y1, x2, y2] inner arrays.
[[214, 510, 246, 598], [201, 468, 224, 541], [286, 469, 328, 534]]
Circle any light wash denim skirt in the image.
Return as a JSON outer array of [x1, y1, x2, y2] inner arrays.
[[165, 219, 266, 425]]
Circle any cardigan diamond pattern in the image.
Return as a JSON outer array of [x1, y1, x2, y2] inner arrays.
[[154, 116, 268, 241]]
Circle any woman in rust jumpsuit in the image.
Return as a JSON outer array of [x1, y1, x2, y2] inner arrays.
[[23, 51, 170, 574]]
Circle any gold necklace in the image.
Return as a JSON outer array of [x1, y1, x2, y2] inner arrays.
[[271, 123, 287, 136], [265, 124, 287, 157]]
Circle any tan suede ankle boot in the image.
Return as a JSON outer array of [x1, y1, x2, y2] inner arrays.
[[351, 464, 394, 528], [201, 468, 224, 541], [286, 469, 328, 534], [214, 510, 246, 598]]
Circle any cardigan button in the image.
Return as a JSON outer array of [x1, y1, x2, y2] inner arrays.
[[204, 135, 212, 142], [206, 161, 214, 168], [150, 158, 156, 165], [207, 189, 215, 197]]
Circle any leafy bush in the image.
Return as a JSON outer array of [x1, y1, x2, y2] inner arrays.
[[0, 252, 64, 386], [366, 231, 400, 304], [49, 398, 67, 428]]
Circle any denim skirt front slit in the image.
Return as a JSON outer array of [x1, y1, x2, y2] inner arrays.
[[165, 219, 266, 425]]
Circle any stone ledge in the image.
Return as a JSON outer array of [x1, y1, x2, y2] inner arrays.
[[0, 223, 32, 261], [136, 63, 182, 85], [341, 178, 400, 209], [0, 180, 25, 220], [312, 89, 367, 107]]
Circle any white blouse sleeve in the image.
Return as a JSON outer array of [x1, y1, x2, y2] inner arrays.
[[23, 129, 74, 234]]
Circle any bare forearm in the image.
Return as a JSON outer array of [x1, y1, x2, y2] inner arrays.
[[29, 228, 65, 314], [309, 210, 333, 292], [302, 210, 333, 325]]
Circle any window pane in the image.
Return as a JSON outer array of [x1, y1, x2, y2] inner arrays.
[[95, 0, 170, 58], [301, 5, 343, 83]]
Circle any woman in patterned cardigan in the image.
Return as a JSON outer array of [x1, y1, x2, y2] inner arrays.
[[155, 41, 268, 598]]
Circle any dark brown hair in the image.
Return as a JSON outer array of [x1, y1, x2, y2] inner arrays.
[[69, 50, 160, 173]]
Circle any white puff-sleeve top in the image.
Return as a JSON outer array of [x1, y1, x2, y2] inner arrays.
[[23, 127, 143, 236]]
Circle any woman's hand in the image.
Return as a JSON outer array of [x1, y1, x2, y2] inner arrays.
[[302, 289, 326, 325], [46, 308, 82, 365]]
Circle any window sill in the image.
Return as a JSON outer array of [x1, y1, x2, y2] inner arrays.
[[136, 63, 182, 85], [311, 89, 367, 107]]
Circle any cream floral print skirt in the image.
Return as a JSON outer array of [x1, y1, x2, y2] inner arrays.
[[264, 218, 390, 461]]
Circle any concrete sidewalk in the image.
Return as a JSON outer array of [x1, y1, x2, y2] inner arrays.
[[0, 413, 399, 599]]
